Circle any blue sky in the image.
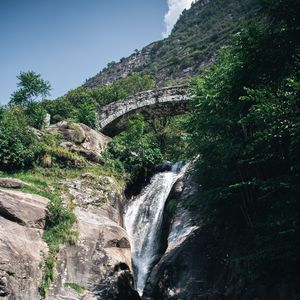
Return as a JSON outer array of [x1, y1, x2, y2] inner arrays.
[[0, 0, 193, 104]]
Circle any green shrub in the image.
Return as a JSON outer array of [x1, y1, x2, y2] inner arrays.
[[40, 193, 78, 298], [74, 102, 96, 128], [26, 102, 48, 129], [64, 282, 85, 294], [0, 107, 40, 171], [105, 115, 163, 179]]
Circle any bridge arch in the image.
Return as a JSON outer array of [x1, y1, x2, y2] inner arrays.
[[95, 86, 189, 136]]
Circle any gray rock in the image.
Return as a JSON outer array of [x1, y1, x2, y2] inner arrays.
[[28, 126, 44, 139], [43, 113, 51, 128], [0, 178, 27, 189], [0, 189, 49, 299], [0, 189, 48, 229], [48, 175, 137, 300], [46, 121, 111, 162], [46, 121, 86, 143]]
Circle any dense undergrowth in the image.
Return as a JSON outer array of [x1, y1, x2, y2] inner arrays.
[[185, 0, 300, 288]]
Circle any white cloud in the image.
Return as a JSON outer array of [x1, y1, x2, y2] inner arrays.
[[163, 0, 194, 38]]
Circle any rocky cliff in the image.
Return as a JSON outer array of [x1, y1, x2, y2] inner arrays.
[[84, 0, 258, 88], [142, 172, 300, 300], [47, 173, 138, 300], [0, 173, 140, 300], [0, 122, 141, 300], [0, 189, 48, 300]]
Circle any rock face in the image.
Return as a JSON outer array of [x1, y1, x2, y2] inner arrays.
[[46, 121, 111, 161], [48, 174, 139, 300], [0, 189, 48, 300], [143, 173, 300, 300], [83, 0, 257, 89], [0, 189, 48, 228], [0, 173, 140, 300], [0, 178, 28, 189], [84, 46, 155, 88]]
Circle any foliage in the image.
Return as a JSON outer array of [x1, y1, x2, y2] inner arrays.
[[10, 71, 51, 105], [39, 189, 78, 298], [75, 102, 96, 128], [26, 102, 48, 129], [39, 256, 56, 298], [84, 0, 258, 87], [0, 107, 40, 171], [41, 74, 155, 127], [64, 282, 85, 294], [186, 0, 300, 285], [105, 115, 163, 180], [43, 194, 78, 253], [147, 116, 189, 162], [47, 145, 86, 168]]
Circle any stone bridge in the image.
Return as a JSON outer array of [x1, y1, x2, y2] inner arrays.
[[96, 85, 189, 136]]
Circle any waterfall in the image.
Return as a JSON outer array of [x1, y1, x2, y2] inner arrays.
[[124, 163, 188, 295]]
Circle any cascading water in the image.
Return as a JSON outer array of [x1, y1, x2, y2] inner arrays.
[[124, 163, 188, 295]]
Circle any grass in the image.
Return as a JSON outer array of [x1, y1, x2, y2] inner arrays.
[[0, 162, 126, 299], [64, 282, 86, 294]]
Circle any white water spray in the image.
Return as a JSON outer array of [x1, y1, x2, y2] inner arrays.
[[124, 163, 188, 295]]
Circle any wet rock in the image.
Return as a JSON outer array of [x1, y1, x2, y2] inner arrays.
[[143, 172, 300, 300], [0, 276, 10, 297], [154, 161, 173, 172]]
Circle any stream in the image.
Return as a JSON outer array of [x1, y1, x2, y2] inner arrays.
[[124, 163, 189, 295]]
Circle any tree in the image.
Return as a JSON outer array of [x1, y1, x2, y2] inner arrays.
[[105, 115, 163, 180], [0, 107, 39, 170], [10, 71, 51, 105], [186, 0, 300, 286]]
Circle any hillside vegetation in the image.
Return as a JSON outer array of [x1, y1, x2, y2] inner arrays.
[[84, 0, 258, 88], [186, 0, 300, 290]]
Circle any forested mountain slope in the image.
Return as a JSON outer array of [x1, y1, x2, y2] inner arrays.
[[84, 0, 258, 88]]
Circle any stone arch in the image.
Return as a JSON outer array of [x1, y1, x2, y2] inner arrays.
[[96, 86, 189, 136]]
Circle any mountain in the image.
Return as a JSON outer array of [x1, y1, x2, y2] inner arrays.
[[83, 0, 258, 88]]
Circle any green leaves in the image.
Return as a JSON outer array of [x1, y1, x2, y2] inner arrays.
[[185, 0, 300, 285], [10, 71, 51, 105], [0, 107, 39, 171], [105, 115, 163, 180]]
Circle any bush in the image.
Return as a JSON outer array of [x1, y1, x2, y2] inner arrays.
[[26, 102, 48, 129], [74, 102, 96, 128], [0, 107, 40, 171], [105, 115, 163, 179]]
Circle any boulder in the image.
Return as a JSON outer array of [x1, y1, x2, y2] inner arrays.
[[0, 178, 28, 189], [28, 126, 44, 139], [0, 189, 48, 229], [0, 217, 47, 300], [46, 121, 86, 143], [46, 121, 111, 163], [0, 189, 48, 300]]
